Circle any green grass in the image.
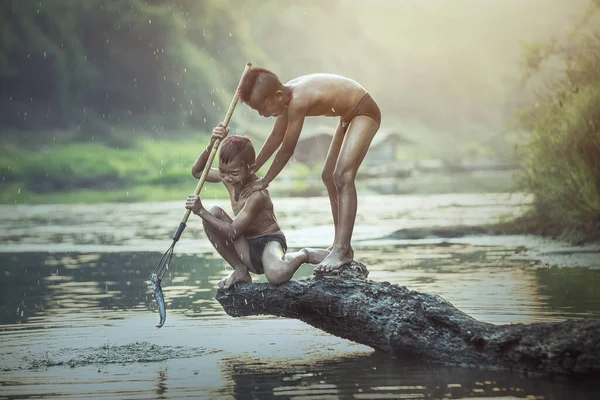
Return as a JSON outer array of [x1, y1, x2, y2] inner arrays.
[[0, 182, 230, 205], [0, 134, 320, 204], [0, 135, 228, 204]]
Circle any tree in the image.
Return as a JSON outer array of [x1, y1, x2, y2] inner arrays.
[[516, 0, 600, 240]]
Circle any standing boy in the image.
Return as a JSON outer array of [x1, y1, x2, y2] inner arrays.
[[185, 125, 328, 289], [237, 68, 381, 272]]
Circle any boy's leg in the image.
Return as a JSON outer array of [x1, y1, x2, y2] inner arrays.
[[261, 243, 330, 286], [201, 206, 254, 289], [316, 115, 379, 272], [321, 120, 347, 248]]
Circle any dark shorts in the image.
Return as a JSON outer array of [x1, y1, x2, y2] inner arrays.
[[341, 93, 382, 128], [247, 234, 287, 274]]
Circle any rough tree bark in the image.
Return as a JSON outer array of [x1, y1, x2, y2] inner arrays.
[[215, 262, 600, 378]]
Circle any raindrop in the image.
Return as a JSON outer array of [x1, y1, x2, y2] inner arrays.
[[149, 19, 152, 24], [43, 52, 47, 59]]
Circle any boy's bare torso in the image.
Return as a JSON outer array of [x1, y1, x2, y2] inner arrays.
[[223, 180, 282, 239], [285, 73, 368, 118]]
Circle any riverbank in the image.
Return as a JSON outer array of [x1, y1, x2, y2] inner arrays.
[[0, 135, 319, 204], [1, 135, 518, 204]]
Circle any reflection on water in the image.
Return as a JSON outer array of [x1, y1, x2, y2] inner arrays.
[[2, 246, 600, 328], [225, 353, 600, 400], [0, 252, 230, 326], [156, 368, 167, 398]]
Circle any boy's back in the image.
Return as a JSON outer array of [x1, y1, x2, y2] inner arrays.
[[285, 73, 367, 118]]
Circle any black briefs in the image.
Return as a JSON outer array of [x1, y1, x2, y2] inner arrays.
[[247, 234, 287, 274]]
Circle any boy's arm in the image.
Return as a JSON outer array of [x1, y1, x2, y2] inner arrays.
[[254, 111, 288, 171], [195, 192, 265, 241], [191, 127, 227, 182], [191, 146, 221, 183], [240, 105, 306, 199], [261, 106, 306, 186]]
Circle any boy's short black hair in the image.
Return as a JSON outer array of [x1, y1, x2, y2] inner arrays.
[[238, 67, 281, 104], [219, 135, 255, 167]]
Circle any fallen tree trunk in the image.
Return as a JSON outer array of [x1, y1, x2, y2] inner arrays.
[[215, 262, 600, 378]]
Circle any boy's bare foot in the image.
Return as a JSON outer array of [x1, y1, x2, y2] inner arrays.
[[301, 248, 330, 264], [315, 246, 354, 272], [218, 266, 252, 289]]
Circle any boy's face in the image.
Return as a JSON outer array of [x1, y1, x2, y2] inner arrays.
[[219, 156, 253, 190], [248, 87, 285, 118]]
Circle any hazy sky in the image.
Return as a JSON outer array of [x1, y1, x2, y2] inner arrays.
[[242, 0, 591, 156]]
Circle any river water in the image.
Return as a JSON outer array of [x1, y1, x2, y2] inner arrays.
[[1, 193, 599, 399]]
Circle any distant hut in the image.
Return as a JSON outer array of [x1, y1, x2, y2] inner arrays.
[[294, 126, 414, 167], [363, 130, 414, 165], [294, 126, 335, 165]]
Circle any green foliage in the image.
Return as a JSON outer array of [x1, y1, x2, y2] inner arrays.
[[0, 136, 323, 204], [0, 137, 209, 202], [0, 0, 265, 134], [516, 1, 600, 240]]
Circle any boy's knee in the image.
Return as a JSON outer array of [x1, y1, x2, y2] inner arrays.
[[321, 170, 334, 185], [333, 169, 355, 189], [264, 269, 288, 286], [207, 205, 225, 218], [203, 206, 226, 233]]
